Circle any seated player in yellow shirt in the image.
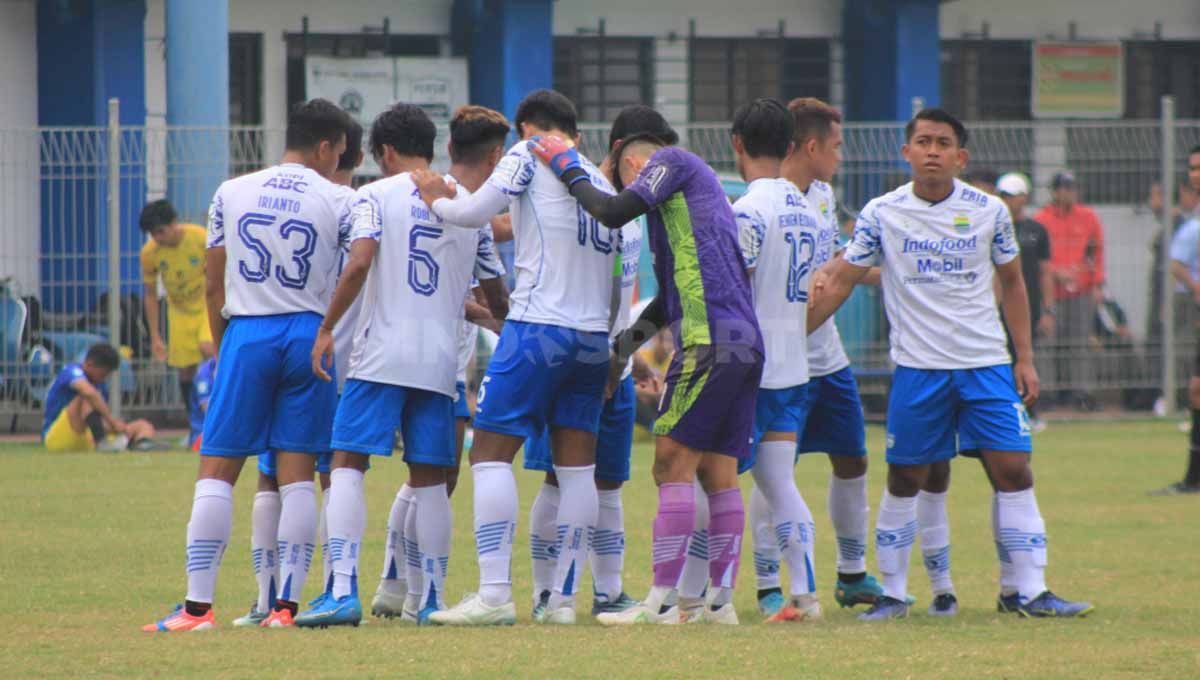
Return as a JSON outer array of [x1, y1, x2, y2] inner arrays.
[[43, 343, 156, 452], [139, 199, 215, 414]]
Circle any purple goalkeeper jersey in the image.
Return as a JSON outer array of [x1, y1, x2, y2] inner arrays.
[[626, 147, 761, 352]]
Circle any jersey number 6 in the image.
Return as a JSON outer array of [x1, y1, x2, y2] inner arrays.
[[408, 224, 443, 296]]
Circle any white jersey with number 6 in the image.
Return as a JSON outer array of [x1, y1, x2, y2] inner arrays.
[[736, 177, 821, 390], [347, 173, 495, 397], [206, 163, 346, 319]]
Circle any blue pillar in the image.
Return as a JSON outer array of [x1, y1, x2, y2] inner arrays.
[[166, 0, 229, 224], [37, 0, 146, 313], [457, 0, 553, 121], [842, 0, 940, 121]]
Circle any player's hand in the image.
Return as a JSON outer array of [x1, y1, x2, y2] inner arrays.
[[603, 354, 624, 401], [311, 326, 335, 382], [1037, 313, 1055, 338], [412, 168, 456, 208], [111, 418, 129, 435], [150, 335, 167, 362], [527, 136, 585, 185], [810, 269, 830, 305], [1013, 357, 1039, 406]]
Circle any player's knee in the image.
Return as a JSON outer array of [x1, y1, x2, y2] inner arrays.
[[830, 454, 867, 479], [257, 471, 279, 492], [407, 463, 448, 487], [445, 471, 460, 498], [331, 450, 370, 472], [197, 455, 244, 485], [595, 478, 622, 491], [886, 465, 923, 497], [924, 460, 951, 492]]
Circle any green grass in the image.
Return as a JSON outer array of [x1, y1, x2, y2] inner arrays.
[[3, 421, 1199, 679]]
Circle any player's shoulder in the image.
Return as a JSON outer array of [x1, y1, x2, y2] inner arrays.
[[946, 180, 1002, 216], [505, 139, 534, 160], [863, 183, 911, 215], [807, 178, 836, 204], [139, 237, 157, 257], [60, 363, 86, 383]]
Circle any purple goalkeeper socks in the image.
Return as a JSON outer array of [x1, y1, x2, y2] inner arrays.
[[707, 488, 745, 589], [651, 483, 695, 588]]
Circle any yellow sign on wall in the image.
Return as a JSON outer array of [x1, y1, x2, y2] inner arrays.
[[1032, 42, 1124, 118]]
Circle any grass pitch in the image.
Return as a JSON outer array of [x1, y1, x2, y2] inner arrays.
[[3, 421, 1199, 679]]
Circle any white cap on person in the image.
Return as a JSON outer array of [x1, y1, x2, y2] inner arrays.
[[996, 172, 1030, 196]]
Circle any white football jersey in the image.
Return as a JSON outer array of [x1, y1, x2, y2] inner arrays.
[[456, 224, 506, 384], [346, 173, 495, 396], [613, 219, 643, 380], [206, 163, 346, 318], [844, 179, 1019, 370], [736, 177, 819, 390], [803, 180, 851, 377], [331, 185, 364, 393], [485, 140, 617, 333]]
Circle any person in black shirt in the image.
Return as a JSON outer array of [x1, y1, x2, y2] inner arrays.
[[997, 173, 1053, 430]]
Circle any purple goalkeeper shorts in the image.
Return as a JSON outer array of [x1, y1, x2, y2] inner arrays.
[[653, 344, 762, 460]]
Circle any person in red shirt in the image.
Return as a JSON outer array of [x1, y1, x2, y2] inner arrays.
[[1035, 171, 1104, 411]]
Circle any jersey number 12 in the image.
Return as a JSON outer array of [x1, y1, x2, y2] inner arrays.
[[784, 231, 816, 303]]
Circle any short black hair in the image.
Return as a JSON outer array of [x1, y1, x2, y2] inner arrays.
[[731, 98, 794, 159], [1189, 144, 1200, 158], [285, 98, 352, 153], [138, 199, 176, 233], [966, 166, 998, 187], [611, 132, 669, 192], [608, 105, 678, 151], [449, 105, 511, 164], [515, 89, 578, 138], [85, 343, 120, 370], [369, 103, 437, 161], [905, 108, 968, 148], [337, 118, 364, 172]]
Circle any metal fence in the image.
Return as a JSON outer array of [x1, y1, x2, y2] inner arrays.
[[3, 106, 1199, 430]]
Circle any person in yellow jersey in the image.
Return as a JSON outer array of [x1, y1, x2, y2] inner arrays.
[[139, 199, 215, 415]]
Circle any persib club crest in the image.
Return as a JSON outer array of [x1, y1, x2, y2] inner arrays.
[[953, 215, 970, 234]]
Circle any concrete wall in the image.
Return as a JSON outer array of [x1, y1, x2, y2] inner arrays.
[[0, 0, 40, 295], [941, 0, 1200, 40]]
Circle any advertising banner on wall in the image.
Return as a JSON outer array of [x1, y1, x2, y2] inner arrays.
[[1032, 42, 1124, 118], [305, 56, 469, 173]]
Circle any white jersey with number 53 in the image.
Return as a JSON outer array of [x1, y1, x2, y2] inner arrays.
[[207, 163, 347, 319]]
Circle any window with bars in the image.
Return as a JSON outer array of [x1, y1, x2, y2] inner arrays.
[[1126, 41, 1200, 119], [554, 37, 654, 123], [940, 40, 1032, 121], [229, 33, 262, 125], [688, 38, 830, 122], [284, 33, 442, 114]]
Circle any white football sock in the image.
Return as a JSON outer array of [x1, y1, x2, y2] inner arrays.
[[325, 469, 365, 600], [993, 493, 1018, 596], [751, 441, 815, 596], [529, 482, 560, 603], [414, 484, 452, 611], [318, 491, 331, 593], [676, 479, 710, 599], [404, 493, 422, 598], [829, 473, 869, 575], [549, 465, 598, 609], [277, 480, 319, 604], [917, 490, 954, 595], [875, 490, 918, 602], [590, 488, 625, 601], [996, 489, 1048, 602], [473, 462, 517, 607], [749, 483, 781, 590], [378, 485, 413, 596], [185, 479, 233, 604], [250, 490, 281, 612]]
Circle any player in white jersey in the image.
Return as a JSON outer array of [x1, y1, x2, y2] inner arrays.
[[143, 99, 352, 632], [723, 98, 824, 623], [371, 232, 509, 624], [232, 117, 365, 628], [524, 106, 675, 620], [809, 108, 1093, 620], [743, 98, 891, 616], [290, 104, 510, 628], [414, 90, 620, 626]]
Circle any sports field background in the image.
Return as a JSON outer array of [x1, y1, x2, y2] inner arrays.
[[3, 420, 1198, 679]]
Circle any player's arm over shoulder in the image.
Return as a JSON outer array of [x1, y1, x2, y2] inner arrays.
[[487, 141, 537, 196]]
